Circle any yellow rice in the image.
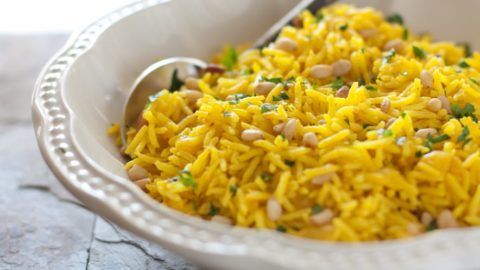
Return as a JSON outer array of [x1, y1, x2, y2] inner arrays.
[[109, 4, 480, 242]]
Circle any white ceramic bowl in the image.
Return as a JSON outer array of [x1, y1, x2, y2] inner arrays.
[[32, 0, 480, 269]]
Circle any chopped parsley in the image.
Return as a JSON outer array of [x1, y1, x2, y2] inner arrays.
[[426, 221, 438, 232], [241, 68, 252, 75], [169, 69, 184, 92], [331, 78, 345, 90], [339, 24, 348, 31], [272, 91, 290, 101], [222, 46, 238, 70], [458, 60, 470, 68], [178, 169, 196, 188], [383, 49, 396, 63], [412, 46, 426, 60], [228, 93, 250, 105], [415, 151, 424, 158], [452, 103, 477, 121], [387, 13, 404, 25], [365, 85, 378, 92], [457, 126, 471, 144], [229, 185, 238, 196], [261, 172, 273, 182], [402, 28, 409, 40], [208, 204, 220, 217], [285, 160, 295, 167], [460, 42, 473, 58], [260, 103, 277, 113], [316, 11, 324, 22], [401, 112, 407, 118], [260, 76, 283, 84], [470, 78, 480, 86], [383, 130, 394, 137], [425, 134, 450, 150], [276, 225, 287, 233], [311, 204, 324, 215]]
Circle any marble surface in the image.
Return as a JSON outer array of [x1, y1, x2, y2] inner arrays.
[[0, 35, 197, 270]]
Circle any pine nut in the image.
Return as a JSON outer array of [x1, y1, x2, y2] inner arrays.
[[407, 223, 423, 236], [415, 128, 437, 139], [385, 118, 396, 128], [381, 98, 391, 113], [332, 59, 352, 76], [420, 70, 434, 88], [185, 77, 200, 90], [241, 129, 264, 142], [310, 64, 333, 79], [359, 28, 377, 38], [254, 82, 276, 95], [437, 210, 459, 229], [134, 178, 151, 189], [127, 164, 149, 181], [311, 173, 335, 186], [421, 212, 433, 226], [275, 37, 298, 53], [267, 197, 282, 221], [427, 98, 442, 112], [384, 39, 405, 51], [273, 123, 285, 135], [182, 89, 203, 104], [282, 118, 297, 140], [211, 215, 233, 225], [311, 209, 334, 226], [335, 85, 350, 98], [303, 132, 318, 148], [438, 96, 452, 114]]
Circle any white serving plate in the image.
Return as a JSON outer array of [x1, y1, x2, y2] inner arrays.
[[32, 0, 480, 269]]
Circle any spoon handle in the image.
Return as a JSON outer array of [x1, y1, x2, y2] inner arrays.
[[253, 0, 337, 49]]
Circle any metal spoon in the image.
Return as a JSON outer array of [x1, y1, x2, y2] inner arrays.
[[121, 0, 335, 144]]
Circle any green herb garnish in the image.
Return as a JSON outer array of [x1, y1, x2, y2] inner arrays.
[[402, 28, 409, 40], [365, 85, 378, 92], [208, 204, 220, 217], [261, 76, 283, 84], [458, 60, 470, 68], [228, 93, 250, 105], [383, 130, 394, 137], [331, 78, 345, 90], [452, 103, 477, 121], [222, 46, 238, 70], [261, 172, 273, 182], [261, 103, 277, 113], [169, 69, 184, 92], [383, 49, 396, 63], [311, 204, 324, 215], [276, 225, 287, 233], [339, 24, 348, 31], [460, 42, 473, 58], [457, 126, 471, 144], [272, 91, 290, 101], [470, 78, 480, 86], [412, 46, 426, 60], [387, 13, 404, 25], [179, 169, 196, 188], [316, 12, 324, 22], [426, 221, 438, 232], [229, 185, 238, 196], [401, 112, 407, 118], [425, 134, 450, 150], [415, 151, 424, 158], [285, 160, 295, 167]]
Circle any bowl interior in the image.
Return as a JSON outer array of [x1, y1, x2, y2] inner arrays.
[[63, 0, 480, 192]]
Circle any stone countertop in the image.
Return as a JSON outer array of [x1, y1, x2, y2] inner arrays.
[[0, 35, 198, 270]]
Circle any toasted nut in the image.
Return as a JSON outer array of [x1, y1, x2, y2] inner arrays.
[[421, 212, 433, 227], [415, 128, 437, 139], [241, 129, 264, 142], [381, 98, 391, 113], [182, 89, 203, 104], [310, 64, 333, 79], [303, 132, 318, 148], [204, 64, 226, 74], [438, 96, 452, 114], [359, 28, 377, 38], [332, 59, 352, 76], [275, 37, 298, 52], [311, 209, 334, 226], [311, 173, 335, 186], [385, 118, 396, 128], [427, 98, 442, 112], [134, 178, 151, 189], [335, 86, 350, 98], [127, 164, 149, 181], [293, 16, 303, 28], [437, 210, 459, 229], [407, 223, 423, 236], [273, 123, 285, 135], [185, 77, 200, 90], [254, 82, 276, 95], [267, 197, 282, 221], [384, 39, 405, 51], [211, 215, 233, 225], [318, 119, 327, 125], [420, 70, 434, 88], [282, 118, 297, 140]]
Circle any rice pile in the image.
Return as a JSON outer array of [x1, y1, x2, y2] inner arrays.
[[109, 4, 480, 241]]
